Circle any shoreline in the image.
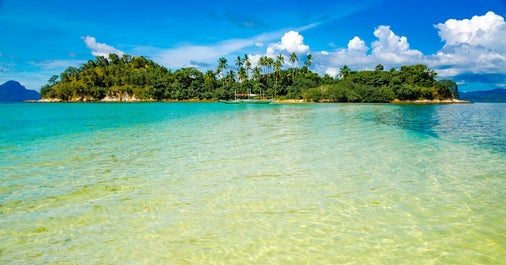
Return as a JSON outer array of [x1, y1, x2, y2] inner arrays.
[[29, 98, 221, 103], [390, 98, 471, 104], [29, 98, 471, 104], [273, 98, 471, 104]]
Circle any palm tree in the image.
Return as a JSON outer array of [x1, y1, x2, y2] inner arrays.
[[234, 56, 244, 94], [266, 57, 274, 95], [275, 54, 285, 71], [243, 54, 251, 80], [238, 67, 248, 94], [289, 52, 298, 65], [253, 66, 262, 81], [305, 53, 312, 68], [204, 70, 216, 96], [266, 57, 274, 73], [340, 65, 350, 80], [258, 56, 268, 74], [227, 70, 236, 83], [235, 56, 243, 72], [217, 57, 228, 79], [252, 66, 262, 95], [238, 67, 247, 82], [274, 54, 285, 90], [289, 52, 298, 83]]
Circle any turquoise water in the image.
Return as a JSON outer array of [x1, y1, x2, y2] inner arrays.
[[1, 102, 505, 264]]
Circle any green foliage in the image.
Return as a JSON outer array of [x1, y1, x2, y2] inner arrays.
[[303, 80, 393, 103], [302, 86, 324, 102], [42, 54, 176, 101], [300, 64, 449, 102], [438, 79, 459, 99], [355, 85, 395, 103], [392, 84, 421, 100], [41, 53, 456, 102]]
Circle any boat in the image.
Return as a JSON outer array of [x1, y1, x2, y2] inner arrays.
[[222, 94, 272, 104]]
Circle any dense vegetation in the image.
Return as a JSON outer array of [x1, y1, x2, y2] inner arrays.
[[41, 53, 458, 102], [304, 65, 459, 102]]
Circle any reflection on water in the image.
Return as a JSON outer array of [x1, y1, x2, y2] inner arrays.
[[433, 103, 506, 153], [362, 104, 440, 138], [0, 103, 505, 264], [366, 103, 506, 153]]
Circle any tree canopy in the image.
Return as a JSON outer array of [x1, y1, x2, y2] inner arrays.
[[41, 54, 459, 102]]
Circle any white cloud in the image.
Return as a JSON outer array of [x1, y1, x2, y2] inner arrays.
[[371, 26, 423, 64], [435, 11, 506, 51], [77, 13, 504, 90], [82, 36, 124, 57], [267, 31, 309, 56], [322, 25, 426, 75], [156, 38, 256, 69], [326, 36, 372, 68], [152, 25, 317, 70], [431, 11, 506, 78], [324, 27, 424, 71], [325, 67, 339, 77], [316, 11, 506, 90], [150, 23, 319, 70], [347, 36, 368, 56], [247, 54, 261, 68]]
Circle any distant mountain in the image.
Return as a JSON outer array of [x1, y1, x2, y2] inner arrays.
[[0, 80, 40, 102], [459, 88, 506, 103]]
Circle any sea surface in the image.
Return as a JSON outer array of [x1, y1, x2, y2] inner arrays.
[[1, 102, 505, 264]]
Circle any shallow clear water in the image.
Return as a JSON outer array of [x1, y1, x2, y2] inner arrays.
[[1, 102, 505, 264]]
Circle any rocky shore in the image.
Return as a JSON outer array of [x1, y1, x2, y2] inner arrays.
[[34, 96, 470, 104], [391, 98, 471, 104], [37, 92, 150, 102], [274, 98, 471, 104]]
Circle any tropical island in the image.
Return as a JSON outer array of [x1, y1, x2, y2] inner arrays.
[[40, 53, 461, 103]]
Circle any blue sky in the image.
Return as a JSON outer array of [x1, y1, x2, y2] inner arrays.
[[1, 0, 505, 92]]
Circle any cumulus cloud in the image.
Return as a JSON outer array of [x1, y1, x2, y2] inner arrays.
[[156, 38, 255, 69], [247, 54, 261, 68], [347, 36, 368, 56], [325, 27, 422, 71], [431, 11, 506, 78], [82, 36, 124, 57], [371, 25, 423, 63], [267, 31, 309, 56], [435, 11, 506, 51], [315, 11, 506, 90], [325, 36, 372, 69], [325, 67, 339, 77], [154, 28, 314, 69], [148, 22, 320, 70]]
